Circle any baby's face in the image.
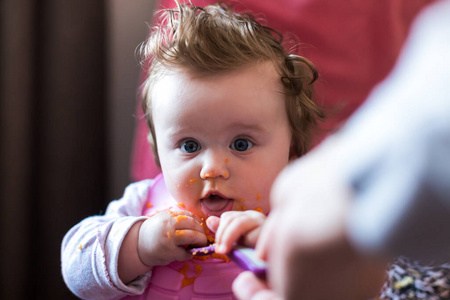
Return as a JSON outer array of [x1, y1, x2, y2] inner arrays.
[[151, 62, 292, 219]]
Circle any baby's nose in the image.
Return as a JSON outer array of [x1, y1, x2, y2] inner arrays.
[[200, 150, 230, 180]]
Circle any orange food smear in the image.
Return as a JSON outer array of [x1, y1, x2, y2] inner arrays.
[[177, 263, 203, 288], [178, 262, 197, 287], [175, 230, 186, 237], [78, 244, 83, 250], [193, 255, 210, 261], [254, 207, 263, 213], [237, 205, 246, 211], [181, 277, 196, 287], [146, 202, 153, 208], [179, 262, 189, 274], [167, 231, 171, 238], [189, 178, 198, 184], [206, 233, 215, 243], [175, 215, 188, 223], [202, 171, 215, 178], [225, 158, 230, 164], [200, 218, 216, 243], [195, 264, 202, 275], [256, 193, 261, 201], [224, 171, 229, 177], [211, 253, 231, 262], [177, 202, 186, 209]]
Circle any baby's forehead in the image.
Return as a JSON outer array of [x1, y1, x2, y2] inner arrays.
[[152, 61, 282, 89], [151, 62, 288, 132]]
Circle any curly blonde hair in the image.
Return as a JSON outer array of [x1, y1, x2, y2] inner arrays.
[[140, 1, 325, 166]]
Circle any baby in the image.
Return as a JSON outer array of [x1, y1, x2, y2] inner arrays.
[[61, 2, 324, 299]]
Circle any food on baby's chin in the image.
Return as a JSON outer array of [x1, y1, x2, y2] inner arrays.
[[237, 205, 247, 211]]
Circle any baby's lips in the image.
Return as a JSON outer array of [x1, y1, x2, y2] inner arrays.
[[201, 197, 234, 217]]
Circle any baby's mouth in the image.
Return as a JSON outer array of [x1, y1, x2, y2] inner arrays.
[[200, 193, 234, 217]]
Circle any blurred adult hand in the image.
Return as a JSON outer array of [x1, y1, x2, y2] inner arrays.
[[234, 140, 388, 300]]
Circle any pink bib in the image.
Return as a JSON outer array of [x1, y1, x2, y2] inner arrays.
[[124, 174, 242, 300]]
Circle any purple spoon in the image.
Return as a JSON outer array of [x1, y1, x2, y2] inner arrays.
[[189, 244, 267, 279]]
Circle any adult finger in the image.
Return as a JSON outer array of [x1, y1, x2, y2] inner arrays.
[[232, 271, 280, 300]]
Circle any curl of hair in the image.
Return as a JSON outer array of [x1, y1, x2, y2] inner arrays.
[[139, 1, 325, 166]]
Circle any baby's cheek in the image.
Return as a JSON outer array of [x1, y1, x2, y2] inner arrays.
[[234, 193, 270, 214], [168, 179, 204, 216]]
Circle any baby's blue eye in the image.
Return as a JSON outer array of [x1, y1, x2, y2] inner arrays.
[[231, 138, 253, 152], [181, 140, 200, 153]]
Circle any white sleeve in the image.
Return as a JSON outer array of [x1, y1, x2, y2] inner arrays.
[[341, 0, 450, 263], [61, 179, 153, 299]]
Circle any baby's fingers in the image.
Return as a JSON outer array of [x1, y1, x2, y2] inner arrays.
[[216, 211, 265, 253], [169, 210, 205, 233], [174, 229, 207, 248], [206, 216, 220, 233]]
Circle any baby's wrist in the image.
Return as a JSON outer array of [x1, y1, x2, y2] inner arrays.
[[118, 219, 151, 284], [137, 219, 155, 269]]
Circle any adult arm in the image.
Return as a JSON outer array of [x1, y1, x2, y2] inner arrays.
[[340, 0, 450, 262], [234, 1, 450, 299]]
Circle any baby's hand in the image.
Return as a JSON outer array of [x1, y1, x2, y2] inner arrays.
[[138, 210, 207, 267], [207, 211, 266, 254]]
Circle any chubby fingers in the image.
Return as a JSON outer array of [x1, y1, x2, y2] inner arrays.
[[205, 215, 220, 233], [214, 211, 266, 254], [167, 210, 208, 247]]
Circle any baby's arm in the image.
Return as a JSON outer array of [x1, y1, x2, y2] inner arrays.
[[61, 180, 152, 299], [207, 210, 266, 254], [119, 210, 208, 283]]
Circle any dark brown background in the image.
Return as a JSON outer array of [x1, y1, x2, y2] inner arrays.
[[1, 0, 154, 298]]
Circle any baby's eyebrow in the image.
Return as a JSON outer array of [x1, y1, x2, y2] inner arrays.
[[226, 122, 267, 133], [164, 125, 195, 138]]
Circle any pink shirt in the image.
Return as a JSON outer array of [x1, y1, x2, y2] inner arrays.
[[62, 175, 242, 300]]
